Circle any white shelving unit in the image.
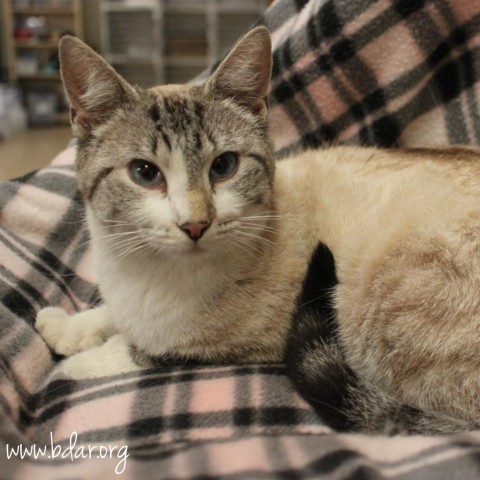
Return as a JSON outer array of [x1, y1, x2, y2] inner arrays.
[[100, 0, 267, 88]]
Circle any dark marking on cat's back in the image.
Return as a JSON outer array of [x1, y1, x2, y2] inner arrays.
[[294, 242, 339, 341], [286, 242, 359, 431], [87, 167, 114, 201]]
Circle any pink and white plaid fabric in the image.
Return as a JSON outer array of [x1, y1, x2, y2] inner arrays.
[[1, 1, 480, 478]]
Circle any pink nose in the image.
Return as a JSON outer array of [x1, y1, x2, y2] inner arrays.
[[179, 222, 210, 241]]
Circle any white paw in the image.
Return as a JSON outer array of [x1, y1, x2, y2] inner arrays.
[[59, 334, 141, 379], [36, 307, 70, 351], [36, 306, 115, 357]]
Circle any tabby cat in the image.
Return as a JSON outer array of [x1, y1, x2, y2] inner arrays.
[[36, 27, 480, 434]]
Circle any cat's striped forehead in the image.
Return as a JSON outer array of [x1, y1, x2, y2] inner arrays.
[[147, 96, 214, 191], [144, 86, 273, 188], [147, 91, 209, 172]]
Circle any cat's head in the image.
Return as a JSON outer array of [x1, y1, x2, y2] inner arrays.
[[60, 27, 274, 258]]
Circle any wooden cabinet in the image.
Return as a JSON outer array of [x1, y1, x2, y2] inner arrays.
[[2, 0, 83, 125]]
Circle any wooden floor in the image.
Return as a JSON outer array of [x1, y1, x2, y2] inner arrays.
[[0, 126, 72, 179]]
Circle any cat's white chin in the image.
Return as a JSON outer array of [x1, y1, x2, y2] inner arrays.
[[156, 240, 218, 258], [181, 243, 207, 255]]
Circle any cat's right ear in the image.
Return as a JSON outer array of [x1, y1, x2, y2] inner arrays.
[[205, 26, 272, 118], [59, 36, 136, 133]]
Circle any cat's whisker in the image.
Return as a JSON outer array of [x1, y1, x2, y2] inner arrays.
[[237, 231, 278, 247], [102, 233, 147, 253], [237, 230, 278, 248], [239, 219, 278, 228], [120, 243, 149, 259], [240, 220, 277, 227], [240, 214, 284, 221], [99, 227, 150, 242], [60, 218, 87, 225], [98, 230, 141, 241], [226, 236, 261, 257], [241, 209, 279, 215], [235, 234, 272, 254], [102, 219, 134, 225], [239, 211, 286, 220], [115, 239, 149, 260], [233, 236, 264, 255], [105, 231, 144, 243], [76, 238, 92, 249], [239, 223, 278, 234], [101, 220, 139, 231], [109, 237, 147, 254], [227, 240, 257, 257]]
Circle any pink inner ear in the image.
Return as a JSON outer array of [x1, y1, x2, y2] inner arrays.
[[60, 36, 135, 130]]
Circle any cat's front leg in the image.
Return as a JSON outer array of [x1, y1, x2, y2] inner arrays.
[[35, 305, 116, 357], [59, 334, 140, 379]]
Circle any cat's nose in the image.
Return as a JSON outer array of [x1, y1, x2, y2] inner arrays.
[[179, 221, 210, 242]]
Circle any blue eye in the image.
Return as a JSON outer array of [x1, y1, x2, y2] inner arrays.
[[128, 159, 164, 188], [210, 152, 239, 181]]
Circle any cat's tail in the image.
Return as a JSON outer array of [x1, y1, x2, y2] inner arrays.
[[285, 243, 479, 435], [285, 320, 480, 434]]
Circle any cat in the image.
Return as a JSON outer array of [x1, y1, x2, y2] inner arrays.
[[35, 26, 480, 435]]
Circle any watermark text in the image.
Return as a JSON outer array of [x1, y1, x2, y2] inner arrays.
[[6, 432, 129, 475]]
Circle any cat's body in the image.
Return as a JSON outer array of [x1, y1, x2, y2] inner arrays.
[[36, 27, 480, 434], [284, 147, 480, 434]]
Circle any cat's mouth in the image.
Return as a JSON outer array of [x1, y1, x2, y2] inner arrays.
[[181, 241, 207, 255], [187, 243, 205, 254]]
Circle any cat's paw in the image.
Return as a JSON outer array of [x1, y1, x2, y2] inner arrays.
[[36, 306, 115, 357], [59, 334, 141, 379], [36, 307, 71, 352]]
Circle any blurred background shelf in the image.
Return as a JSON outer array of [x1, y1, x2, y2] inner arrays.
[[100, 0, 267, 87], [2, 0, 83, 126], [0, 0, 271, 136], [15, 40, 61, 48], [11, 5, 76, 15]]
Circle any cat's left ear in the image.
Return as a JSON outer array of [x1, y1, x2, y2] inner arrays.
[[59, 35, 137, 134], [205, 26, 272, 117]]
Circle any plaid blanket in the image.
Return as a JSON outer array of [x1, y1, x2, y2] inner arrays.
[[1, 0, 480, 478]]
